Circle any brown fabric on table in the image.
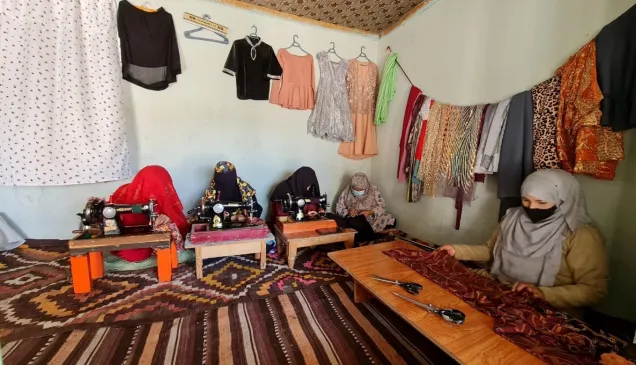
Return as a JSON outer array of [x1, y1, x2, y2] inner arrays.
[[384, 248, 625, 365]]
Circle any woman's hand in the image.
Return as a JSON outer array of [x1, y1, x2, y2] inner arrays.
[[437, 245, 456, 257], [512, 282, 545, 299], [348, 208, 358, 217], [360, 210, 373, 218], [154, 214, 171, 227]]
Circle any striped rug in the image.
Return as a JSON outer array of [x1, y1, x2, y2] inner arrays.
[[1, 282, 456, 365]]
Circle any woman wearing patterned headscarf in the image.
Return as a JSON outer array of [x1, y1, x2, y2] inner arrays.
[[336, 173, 395, 234], [192, 161, 263, 221], [439, 170, 608, 312]]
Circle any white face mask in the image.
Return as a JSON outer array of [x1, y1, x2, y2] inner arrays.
[[352, 189, 365, 197]]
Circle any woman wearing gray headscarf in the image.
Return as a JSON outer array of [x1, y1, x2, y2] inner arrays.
[[336, 173, 395, 233], [439, 170, 608, 312]]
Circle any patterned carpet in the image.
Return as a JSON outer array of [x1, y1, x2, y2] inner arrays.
[[1, 282, 456, 365], [0, 243, 352, 343], [0, 231, 417, 344]]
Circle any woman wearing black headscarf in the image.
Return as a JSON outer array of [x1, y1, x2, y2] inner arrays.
[[270, 167, 322, 217], [190, 161, 263, 222]]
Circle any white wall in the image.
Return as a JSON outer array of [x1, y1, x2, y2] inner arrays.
[[374, 0, 635, 245], [0, 0, 378, 239], [373, 0, 636, 320]]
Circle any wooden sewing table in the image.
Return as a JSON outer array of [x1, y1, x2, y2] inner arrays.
[[186, 232, 274, 279], [274, 225, 356, 269], [68, 232, 177, 294], [328, 241, 544, 365]]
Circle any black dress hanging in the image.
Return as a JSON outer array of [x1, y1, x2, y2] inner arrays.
[[117, 1, 181, 91], [223, 36, 282, 100]]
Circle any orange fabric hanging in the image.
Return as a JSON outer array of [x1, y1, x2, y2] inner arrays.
[[556, 41, 624, 180]]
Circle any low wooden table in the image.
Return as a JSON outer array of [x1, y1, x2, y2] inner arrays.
[[328, 241, 543, 365], [68, 232, 176, 294], [274, 226, 356, 269], [186, 233, 274, 279]]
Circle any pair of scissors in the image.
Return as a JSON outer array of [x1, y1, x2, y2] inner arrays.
[[372, 275, 423, 295], [393, 292, 466, 325]]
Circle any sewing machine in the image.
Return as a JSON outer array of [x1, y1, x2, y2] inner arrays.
[[277, 193, 329, 222], [76, 198, 158, 236], [192, 196, 257, 229]]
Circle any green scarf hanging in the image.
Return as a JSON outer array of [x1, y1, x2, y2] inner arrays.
[[375, 53, 399, 125]]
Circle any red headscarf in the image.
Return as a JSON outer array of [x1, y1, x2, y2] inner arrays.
[[110, 166, 188, 262]]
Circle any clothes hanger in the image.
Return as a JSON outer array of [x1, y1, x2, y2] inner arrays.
[[248, 25, 259, 39], [183, 14, 229, 45], [327, 42, 344, 60], [285, 35, 309, 55], [137, 1, 154, 11], [356, 46, 371, 62]]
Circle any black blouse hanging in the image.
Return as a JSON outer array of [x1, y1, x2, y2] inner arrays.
[[223, 36, 282, 100]]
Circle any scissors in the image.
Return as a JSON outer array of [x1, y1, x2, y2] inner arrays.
[[372, 275, 423, 295], [393, 292, 466, 325]]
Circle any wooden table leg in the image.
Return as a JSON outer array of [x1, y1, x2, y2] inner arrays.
[[170, 241, 178, 269], [287, 241, 297, 270], [354, 280, 370, 303], [156, 247, 172, 282], [195, 247, 203, 279], [344, 236, 355, 249], [260, 239, 267, 269], [70, 255, 92, 294], [276, 232, 283, 256], [88, 252, 104, 279]]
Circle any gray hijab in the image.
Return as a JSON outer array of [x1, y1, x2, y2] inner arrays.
[[490, 170, 591, 286]]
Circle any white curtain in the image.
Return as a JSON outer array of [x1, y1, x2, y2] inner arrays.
[[0, 0, 130, 185]]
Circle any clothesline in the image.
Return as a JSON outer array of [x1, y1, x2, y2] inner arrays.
[[385, 46, 414, 86]]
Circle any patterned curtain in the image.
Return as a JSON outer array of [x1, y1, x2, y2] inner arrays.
[[0, 0, 130, 185]]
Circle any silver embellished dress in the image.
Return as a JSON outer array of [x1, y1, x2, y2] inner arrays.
[[307, 52, 354, 142]]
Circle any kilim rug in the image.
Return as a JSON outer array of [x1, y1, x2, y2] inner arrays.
[[0, 230, 421, 344], [1, 281, 456, 365], [0, 244, 350, 343]]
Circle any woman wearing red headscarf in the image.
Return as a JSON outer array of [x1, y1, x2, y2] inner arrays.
[[109, 166, 188, 262]]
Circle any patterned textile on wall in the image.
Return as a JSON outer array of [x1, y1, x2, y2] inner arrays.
[[532, 76, 562, 170], [384, 248, 626, 365], [0, 0, 130, 185], [0, 282, 456, 365], [556, 40, 624, 180], [0, 244, 348, 342]]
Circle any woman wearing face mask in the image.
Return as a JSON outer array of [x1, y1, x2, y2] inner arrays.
[[334, 173, 396, 241], [439, 170, 608, 312]]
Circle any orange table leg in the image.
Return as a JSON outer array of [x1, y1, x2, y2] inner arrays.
[[156, 248, 172, 282], [170, 241, 178, 269], [70, 255, 92, 294], [88, 252, 104, 279]]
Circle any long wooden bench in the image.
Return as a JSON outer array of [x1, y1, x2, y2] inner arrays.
[[68, 232, 176, 294]]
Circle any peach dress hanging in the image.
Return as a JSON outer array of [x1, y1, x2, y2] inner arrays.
[[269, 49, 315, 110], [338, 59, 379, 160]]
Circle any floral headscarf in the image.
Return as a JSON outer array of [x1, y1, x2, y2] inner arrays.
[[342, 173, 380, 211], [203, 161, 256, 202]]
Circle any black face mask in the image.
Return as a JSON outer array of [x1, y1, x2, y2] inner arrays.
[[523, 206, 557, 223]]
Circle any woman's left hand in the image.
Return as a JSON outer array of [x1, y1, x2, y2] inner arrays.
[[154, 214, 171, 227], [512, 282, 544, 299]]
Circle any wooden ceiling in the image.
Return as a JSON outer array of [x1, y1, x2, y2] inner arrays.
[[217, 0, 431, 35]]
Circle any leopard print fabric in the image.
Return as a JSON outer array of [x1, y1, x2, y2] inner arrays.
[[531, 76, 561, 170]]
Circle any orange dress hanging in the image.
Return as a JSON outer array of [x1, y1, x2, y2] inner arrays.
[[556, 40, 624, 180]]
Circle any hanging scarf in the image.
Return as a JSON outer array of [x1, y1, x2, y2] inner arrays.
[[410, 98, 434, 203], [556, 40, 624, 180], [531, 76, 562, 170], [203, 161, 256, 203], [110, 166, 188, 262], [375, 53, 398, 126], [397, 86, 423, 181]]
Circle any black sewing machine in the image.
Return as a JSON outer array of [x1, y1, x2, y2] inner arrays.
[[277, 193, 328, 222], [192, 196, 257, 229], [77, 198, 158, 236]]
